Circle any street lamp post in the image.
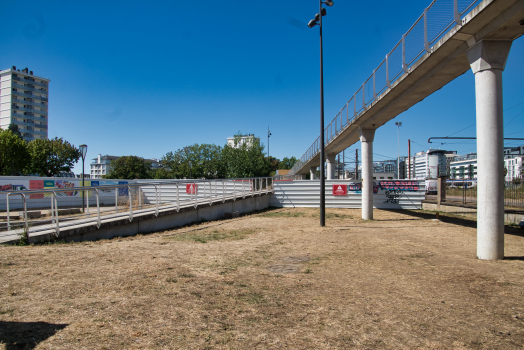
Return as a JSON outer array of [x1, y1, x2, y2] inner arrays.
[[395, 122, 402, 179], [308, 0, 333, 227], [79, 144, 88, 213], [189, 161, 192, 179]]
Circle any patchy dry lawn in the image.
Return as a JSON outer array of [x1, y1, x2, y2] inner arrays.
[[1, 208, 524, 349]]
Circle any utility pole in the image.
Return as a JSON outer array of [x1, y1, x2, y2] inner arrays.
[[408, 139, 411, 179], [395, 121, 402, 179], [337, 154, 340, 179], [355, 149, 359, 180], [343, 149, 345, 179]]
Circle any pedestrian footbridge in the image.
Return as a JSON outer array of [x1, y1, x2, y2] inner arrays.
[[290, 0, 524, 260]]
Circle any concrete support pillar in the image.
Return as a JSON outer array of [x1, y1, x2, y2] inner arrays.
[[360, 128, 375, 220], [310, 166, 317, 180], [326, 154, 336, 180], [466, 40, 512, 260]]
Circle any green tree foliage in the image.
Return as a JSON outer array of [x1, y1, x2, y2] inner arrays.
[[268, 156, 280, 173], [162, 144, 224, 179], [160, 134, 271, 179], [27, 137, 81, 176], [0, 129, 30, 175], [222, 135, 269, 178], [104, 156, 151, 179], [8, 123, 22, 139], [149, 167, 172, 179], [278, 156, 297, 170]]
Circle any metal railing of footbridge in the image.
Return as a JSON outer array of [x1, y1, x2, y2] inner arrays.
[[290, 0, 481, 175], [0, 177, 273, 242]]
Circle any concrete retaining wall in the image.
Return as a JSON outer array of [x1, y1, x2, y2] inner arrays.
[[27, 194, 271, 244]]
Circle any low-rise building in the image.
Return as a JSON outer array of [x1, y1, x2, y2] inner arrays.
[[90, 154, 160, 179], [373, 159, 406, 179], [227, 134, 260, 148], [90, 155, 119, 179]]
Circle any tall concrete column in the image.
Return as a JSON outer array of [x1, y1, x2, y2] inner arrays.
[[466, 40, 512, 260], [326, 154, 336, 180], [360, 128, 375, 220], [310, 166, 317, 180]]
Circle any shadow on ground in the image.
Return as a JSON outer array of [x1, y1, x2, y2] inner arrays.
[[0, 321, 67, 350], [382, 209, 524, 238]]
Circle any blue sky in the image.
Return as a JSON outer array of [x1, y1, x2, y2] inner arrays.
[[1, 0, 523, 173]]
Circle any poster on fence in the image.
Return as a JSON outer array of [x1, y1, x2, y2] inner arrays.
[[332, 184, 347, 196], [0, 179, 128, 198], [0, 180, 29, 199], [186, 183, 197, 194]]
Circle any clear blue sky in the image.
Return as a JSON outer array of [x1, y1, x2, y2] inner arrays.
[[1, 0, 523, 173]]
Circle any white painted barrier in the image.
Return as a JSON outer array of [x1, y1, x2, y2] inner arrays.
[[270, 179, 425, 209]]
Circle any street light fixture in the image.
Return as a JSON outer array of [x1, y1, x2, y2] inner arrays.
[[308, 0, 334, 227], [79, 144, 88, 213], [395, 122, 402, 178]]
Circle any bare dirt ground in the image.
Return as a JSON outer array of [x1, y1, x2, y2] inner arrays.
[[1, 208, 524, 349]]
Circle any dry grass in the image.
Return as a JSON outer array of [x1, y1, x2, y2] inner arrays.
[[1, 207, 524, 349]]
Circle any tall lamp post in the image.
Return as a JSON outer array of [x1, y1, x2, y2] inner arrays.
[[79, 144, 88, 213], [308, 0, 334, 227], [395, 122, 402, 179]]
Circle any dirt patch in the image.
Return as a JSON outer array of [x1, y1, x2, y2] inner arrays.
[[1, 207, 524, 349]]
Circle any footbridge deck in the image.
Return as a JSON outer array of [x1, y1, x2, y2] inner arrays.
[[291, 0, 524, 175]]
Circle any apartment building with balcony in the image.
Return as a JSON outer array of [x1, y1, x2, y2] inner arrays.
[[90, 154, 120, 179], [450, 153, 477, 180], [0, 66, 49, 141], [448, 147, 523, 181]]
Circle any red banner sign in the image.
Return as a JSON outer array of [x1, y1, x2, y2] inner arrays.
[[186, 183, 197, 194], [332, 184, 347, 196]]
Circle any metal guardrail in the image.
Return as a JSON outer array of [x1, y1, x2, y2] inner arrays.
[[290, 0, 481, 175], [0, 178, 273, 242]]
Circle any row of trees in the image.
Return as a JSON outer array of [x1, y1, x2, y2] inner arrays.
[[0, 128, 80, 176], [1, 127, 297, 180], [106, 135, 297, 180]]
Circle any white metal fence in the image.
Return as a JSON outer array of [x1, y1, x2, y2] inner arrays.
[[270, 179, 425, 209], [290, 0, 481, 175], [0, 178, 273, 243]]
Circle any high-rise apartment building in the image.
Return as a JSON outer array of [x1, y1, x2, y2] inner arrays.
[[0, 66, 49, 141]]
